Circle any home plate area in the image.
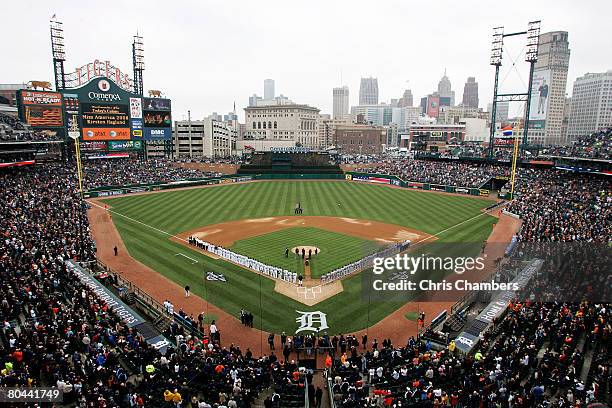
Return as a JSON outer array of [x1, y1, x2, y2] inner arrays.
[[297, 285, 322, 299]]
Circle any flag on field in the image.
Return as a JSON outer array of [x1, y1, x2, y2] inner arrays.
[[502, 125, 513, 136]]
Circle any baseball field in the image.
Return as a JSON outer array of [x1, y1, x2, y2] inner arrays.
[[98, 180, 498, 334]]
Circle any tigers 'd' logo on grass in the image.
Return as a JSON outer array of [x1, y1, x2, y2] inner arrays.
[[206, 271, 227, 282]]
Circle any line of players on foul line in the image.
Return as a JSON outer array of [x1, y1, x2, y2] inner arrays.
[[319, 240, 410, 284], [188, 236, 410, 285]]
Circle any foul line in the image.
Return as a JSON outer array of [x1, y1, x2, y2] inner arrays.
[[411, 203, 508, 246], [175, 253, 198, 264], [89, 200, 188, 243]]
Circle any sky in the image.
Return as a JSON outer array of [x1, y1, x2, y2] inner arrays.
[[2, 0, 611, 122]]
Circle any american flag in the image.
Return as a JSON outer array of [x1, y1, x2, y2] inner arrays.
[[27, 107, 63, 127]]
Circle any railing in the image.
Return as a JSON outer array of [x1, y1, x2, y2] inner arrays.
[[95, 260, 207, 340], [327, 375, 336, 408], [303, 375, 309, 408]]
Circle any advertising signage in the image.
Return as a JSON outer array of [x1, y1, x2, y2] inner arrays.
[[82, 128, 131, 140], [143, 109, 172, 140], [17, 90, 65, 130], [60, 76, 172, 141], [528, 69, 551, 130], [108, 140, 143, 151], [81, 103, 130, 140], [80, 140, 107, 151], [63, 93, 81, 139], [20, 91, 63, 106], [69, 77, 133, 141]]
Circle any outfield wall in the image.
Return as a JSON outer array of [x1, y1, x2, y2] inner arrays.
[[83, 171, 490, 198], [83, 175, 253, 198], [344, 172, 490, 197]]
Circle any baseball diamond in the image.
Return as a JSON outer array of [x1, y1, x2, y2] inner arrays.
[[3, 7, 612, 408], [95, 180, 499, 334]]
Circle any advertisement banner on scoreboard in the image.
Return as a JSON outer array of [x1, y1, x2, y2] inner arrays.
[[82, 127, 131, 140], [143, 110, 172, 140], [108, 140, 143, 151], [80, 141, 107, 151], [20, 91, 63, 106], [65, 76, 172, 141], [129, 97, 143, 119], [17, 90, 65, 130], [144, 110, 172, 128], [130, 118, 144, 138]]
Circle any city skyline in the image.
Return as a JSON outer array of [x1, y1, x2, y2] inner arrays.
[[3, 0, 612, 121]]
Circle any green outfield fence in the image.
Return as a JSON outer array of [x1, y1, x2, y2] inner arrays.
[[344, 172, 491, 197], [83, 171, 495, 198], [252, 173, 345, 180], [82, 175, 254, 198]]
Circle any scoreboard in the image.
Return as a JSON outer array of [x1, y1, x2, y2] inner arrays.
[[17, 76, 172, 144]]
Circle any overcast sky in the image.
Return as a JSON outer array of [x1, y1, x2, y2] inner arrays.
[[3, 0, 611, 121]]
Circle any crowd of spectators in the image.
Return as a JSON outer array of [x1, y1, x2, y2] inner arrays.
[[352, 159, 510, 188], [1, 157, 610, 407], [0, 113, 63, 142], [330, 163, 610, 406], [82, 159, 223, 190], [1, 127, 59, 143], [540, 129, 612, 160], [507, 169, 611, 243], [0, 163, 302, 407], [330, 302, 609, 407]]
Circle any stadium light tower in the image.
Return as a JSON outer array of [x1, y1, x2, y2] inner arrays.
[[487, 21, 541, 159], [488, 26, 504, 158], [133, 34, 145, 96], [50, 17, 66, 90], [522, 20, 541, 149]]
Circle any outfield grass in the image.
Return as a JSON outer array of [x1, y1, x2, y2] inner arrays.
[[230, 227, 382, 278], [102, 180, 497, 334]]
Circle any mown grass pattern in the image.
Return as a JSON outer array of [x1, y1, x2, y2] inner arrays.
[[230, 227, 382, 278], [103, 181, 497, 334]]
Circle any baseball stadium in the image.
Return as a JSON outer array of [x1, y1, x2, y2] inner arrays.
[[0, 10, 610, 408]]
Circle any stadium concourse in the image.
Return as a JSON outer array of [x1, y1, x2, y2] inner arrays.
[[0, 150, 610, 407]]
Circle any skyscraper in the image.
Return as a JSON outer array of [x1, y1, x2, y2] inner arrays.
[[567, 71, 612, 140], [397, 89, 413, 107], [462, 77, 479, 108], [437, 70, 455, 106], [264, 79, 275, 100], [528, 31, 571, 145], [333, 86, 350, 120], [359, 77, 379, 105]]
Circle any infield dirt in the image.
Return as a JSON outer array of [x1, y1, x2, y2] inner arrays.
[[87, 185, 519, 354]]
